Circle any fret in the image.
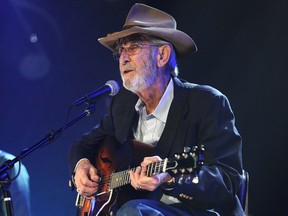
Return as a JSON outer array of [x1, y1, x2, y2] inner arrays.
[[147, 162, 153, 176], [146, 161, 163, 176], [110, 170, 130, 189]]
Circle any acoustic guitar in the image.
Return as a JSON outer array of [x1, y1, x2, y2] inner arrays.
[[75, 138, 204, 216]]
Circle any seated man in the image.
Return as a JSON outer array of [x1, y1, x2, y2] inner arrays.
[[69, 3, 245, 216]]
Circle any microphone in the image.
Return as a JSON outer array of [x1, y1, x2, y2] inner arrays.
[[73, 80, 120, 106]]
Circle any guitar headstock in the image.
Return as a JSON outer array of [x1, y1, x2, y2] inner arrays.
[[165, 145, 204, 184]]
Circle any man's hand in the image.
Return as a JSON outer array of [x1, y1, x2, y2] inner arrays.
[[74, 159, 100, 199], [129, 156, 172, 191]]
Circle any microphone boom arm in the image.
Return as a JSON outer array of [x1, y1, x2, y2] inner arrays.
[[0, 104, 97, 216]]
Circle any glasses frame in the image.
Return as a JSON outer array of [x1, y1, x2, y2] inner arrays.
[[113, 43, 158, 60]]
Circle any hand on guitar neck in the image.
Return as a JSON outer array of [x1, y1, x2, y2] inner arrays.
[[129, 156, 172, 191]]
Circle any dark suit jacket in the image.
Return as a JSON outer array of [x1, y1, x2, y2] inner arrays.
[[68, 77, 244, 215]]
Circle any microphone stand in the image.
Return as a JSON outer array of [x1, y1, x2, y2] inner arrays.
[[0, 104, 96, 216]]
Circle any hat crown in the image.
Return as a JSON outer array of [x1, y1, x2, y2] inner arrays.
[[98, 3, 197, 56], [123, 3, 176, 30]]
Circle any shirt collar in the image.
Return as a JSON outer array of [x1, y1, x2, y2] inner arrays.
[[135, 79, 174, 123]]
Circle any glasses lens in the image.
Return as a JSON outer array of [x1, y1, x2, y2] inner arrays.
[[112, 43, 155, 60], [127, 44, 141, 56], [112, 46, 122, 60], [113, 52, 120, 60]]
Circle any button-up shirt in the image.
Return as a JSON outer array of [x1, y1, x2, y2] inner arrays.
[[133, 79, 174, 146]]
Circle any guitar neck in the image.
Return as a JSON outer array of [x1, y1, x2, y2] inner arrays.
[[109, 169, 131, 189], [109, 160, 166, 190], [106, 146, 203, 192]]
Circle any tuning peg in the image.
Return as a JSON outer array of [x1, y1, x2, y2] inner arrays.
[[174, 153, 180, 160], [178, 175, 184, 185], [183, 147, 191, 153], [189, 152, 196, 157], [192, 175, 199, 184], [171, 169, 178, 175], [182, 153, 188, 159], [179, 168, 185, 174], [200, 145, 205, 151], [186, 168, 193, 173], [185, 175, 192, 184]]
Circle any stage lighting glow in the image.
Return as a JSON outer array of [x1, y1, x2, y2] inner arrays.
[[18, 53, 50, 80]]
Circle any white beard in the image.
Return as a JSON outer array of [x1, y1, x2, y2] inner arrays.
[[121, 53, 158, 94]]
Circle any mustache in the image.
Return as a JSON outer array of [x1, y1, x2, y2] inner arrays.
[[120, 65, 135, 73]]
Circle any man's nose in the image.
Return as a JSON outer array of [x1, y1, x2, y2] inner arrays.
[[120, 50, 131, 63]]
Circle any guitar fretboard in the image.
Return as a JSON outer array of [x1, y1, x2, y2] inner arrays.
[[110, 169, 131, 189], [109, 160, 166, 189]]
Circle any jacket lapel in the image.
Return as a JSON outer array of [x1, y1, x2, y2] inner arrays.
[[155, 78, 190, 158], [121, 98, 138, 144]]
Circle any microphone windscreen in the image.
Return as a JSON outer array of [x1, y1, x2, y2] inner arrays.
[[105, 80, 120, 96]]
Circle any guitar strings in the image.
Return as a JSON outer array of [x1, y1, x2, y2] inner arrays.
[[95, 161, 166, 189]]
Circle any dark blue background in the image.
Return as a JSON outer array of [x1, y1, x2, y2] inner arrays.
[[1, 0, 287, 215]]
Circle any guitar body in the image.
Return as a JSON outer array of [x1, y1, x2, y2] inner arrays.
[[77, 190, 114, 216], [75, 137, 204, 216]]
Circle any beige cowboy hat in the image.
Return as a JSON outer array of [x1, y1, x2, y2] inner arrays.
[[98, 3, 197, 56]]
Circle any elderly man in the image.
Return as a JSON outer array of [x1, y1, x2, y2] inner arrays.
[[69, 3, 244, 216]]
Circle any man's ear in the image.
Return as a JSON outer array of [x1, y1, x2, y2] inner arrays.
[[157, 44, 171, 67]]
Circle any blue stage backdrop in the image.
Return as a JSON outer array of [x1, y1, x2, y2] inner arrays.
[[0, 0, 287, 215]]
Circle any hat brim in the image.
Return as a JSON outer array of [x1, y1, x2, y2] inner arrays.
[[98, 26, 197, 56]]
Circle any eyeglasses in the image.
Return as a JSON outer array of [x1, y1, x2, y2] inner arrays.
[[113, 43, 158, 60]]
